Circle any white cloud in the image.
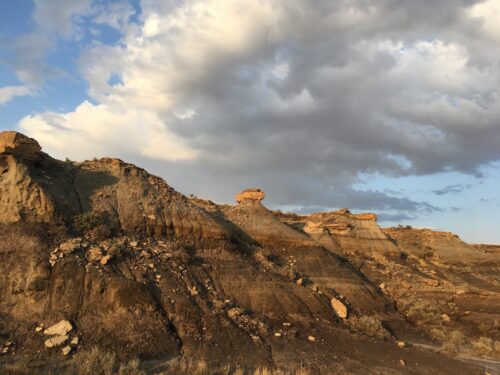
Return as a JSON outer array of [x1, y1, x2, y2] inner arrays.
[[19, 101, 198, 162], [467, 0, 500, 43], [0, 86, 34, 105]]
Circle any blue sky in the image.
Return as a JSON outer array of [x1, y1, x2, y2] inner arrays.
[[1, 0, 499, 244]]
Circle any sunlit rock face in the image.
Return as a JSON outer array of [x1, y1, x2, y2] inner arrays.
[[235, 188, 265, 204], [0, 131, 42, 158]]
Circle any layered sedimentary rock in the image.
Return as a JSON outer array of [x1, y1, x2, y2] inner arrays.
[[235, 188, 265, 204], [0, 131, 41, 158], [0, 131, 497, 374]]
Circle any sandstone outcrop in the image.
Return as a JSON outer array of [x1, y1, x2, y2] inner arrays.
[[0, 131, 41, 158], [235, 188, 265, 204]]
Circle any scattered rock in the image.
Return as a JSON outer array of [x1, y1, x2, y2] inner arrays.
[[62, 346, 72, 356], [296, 277, 304, 286], [35, 326, 43, 332], [45, 335, 68, 348], [307, 336, 316, 342], [44, 320, 73, 336], [330, 298, 348, 319], [423, 278, 439, 287], [379, 282, 386, 290], [87, 247, 103, 262], [400, 359, 406, 366], [456, 289, 466, 295], [397, 341, 406, 348], [441, 313, 450, 322], [274, 332, 282, 337], [100, 254, 112, 265]]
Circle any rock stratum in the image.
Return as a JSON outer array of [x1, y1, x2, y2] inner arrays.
[[0, 132, 499, 375]]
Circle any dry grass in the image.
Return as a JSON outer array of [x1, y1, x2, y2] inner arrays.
[[441, 330, 466, 355], [160, 359, 311, 375], [0, 224, 41, 254], [64, 350, 311, 375], [70, 346, 145, 375]]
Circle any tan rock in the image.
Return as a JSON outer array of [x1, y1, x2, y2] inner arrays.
[[379, 283, 386, 290], [62, 345, 72, 355], [59, 239, 81, 254], [296, 277, 304, 286], [35, 326, 43, 332], [330, 298, 348, 319], [87, 247, 103, 262], [0, 131, 41, 158], [45, 335, 68, 348], [235, 188, 265, 204], [100, 255, 112, 265], [397, 341, 406, 348], [71, 337, 79, 345], [44, 320, 73, 336], [441, 313, 450, 322], [423, 278, 439, 287], [307, 335, 316, 342]]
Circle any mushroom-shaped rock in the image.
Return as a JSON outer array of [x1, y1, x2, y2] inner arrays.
[[235, 188, 265, 204], [0, 131, 41, 158]]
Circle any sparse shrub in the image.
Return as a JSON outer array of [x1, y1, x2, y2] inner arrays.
[[404, 300, 441, 325], [348, 315, 391, 340], [74, 211, 109, 231], [472, 336, 494, 356], [73, 346, 116, 375], [441, 330, 466, 355]]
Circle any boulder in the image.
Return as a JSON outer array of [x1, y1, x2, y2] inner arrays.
[[330, 298, 348, 319], [235, 188, 265, 204], [0, 131, 41, 158], [45, 335, 68, 348], [44, 320, 73, 336]]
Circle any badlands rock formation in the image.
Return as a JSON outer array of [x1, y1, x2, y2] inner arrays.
[[0, 132, 498, 375], [235, 188, 265, 204]]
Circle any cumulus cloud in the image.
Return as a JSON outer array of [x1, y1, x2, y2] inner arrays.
[[17, 0, 500, 217], [19, 101, 197, 162]]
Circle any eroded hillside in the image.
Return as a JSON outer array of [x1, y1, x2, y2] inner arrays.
[[0, 132, 498, 375]]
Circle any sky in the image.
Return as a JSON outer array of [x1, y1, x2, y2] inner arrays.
[[0, 0, 499, 244]]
